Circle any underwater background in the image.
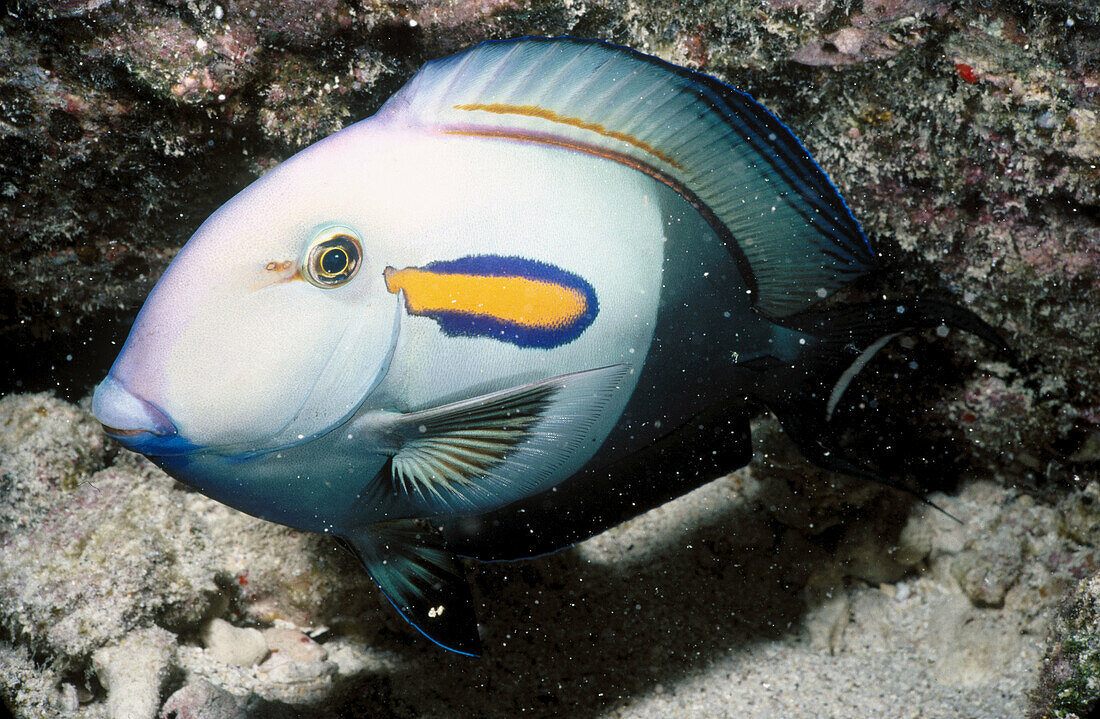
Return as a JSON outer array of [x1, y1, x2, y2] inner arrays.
[[1, 0, 1098, 716]]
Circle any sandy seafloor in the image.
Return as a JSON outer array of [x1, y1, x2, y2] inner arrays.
[[0, 392, 1079, 719]]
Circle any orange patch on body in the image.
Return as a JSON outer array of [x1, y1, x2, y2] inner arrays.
[[384, 266, 587, 330]]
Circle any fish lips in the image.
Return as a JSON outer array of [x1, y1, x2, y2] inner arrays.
[[93, 375, 199, 457]]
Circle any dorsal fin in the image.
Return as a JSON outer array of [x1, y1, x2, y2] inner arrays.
[[379, 36, 875, 317]]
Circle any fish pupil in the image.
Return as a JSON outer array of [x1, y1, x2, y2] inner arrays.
[[321, 247, 348, 275]]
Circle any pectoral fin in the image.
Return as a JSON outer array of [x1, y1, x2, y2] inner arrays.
[[356, 364, 630, 516], [342, 519, 480, 656]]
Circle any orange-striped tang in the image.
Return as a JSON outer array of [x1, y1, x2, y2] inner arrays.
[[92, 37, 1010, 656]]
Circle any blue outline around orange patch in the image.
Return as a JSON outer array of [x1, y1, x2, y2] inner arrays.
[[384, 255, 598, 349]]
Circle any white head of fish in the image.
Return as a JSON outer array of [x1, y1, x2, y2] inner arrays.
[[93, 122, 403, 454]]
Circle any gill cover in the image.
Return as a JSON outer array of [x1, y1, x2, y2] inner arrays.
[[107, 147, 401, 451]]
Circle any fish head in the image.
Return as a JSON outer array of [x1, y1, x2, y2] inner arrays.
[[93, 125, 402, 458]]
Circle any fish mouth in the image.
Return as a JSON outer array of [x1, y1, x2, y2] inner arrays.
[[101, 424, 198, 457], [93, 375, 198, 456], [99, 420, 200, 457], [100, 424, 155, 438]]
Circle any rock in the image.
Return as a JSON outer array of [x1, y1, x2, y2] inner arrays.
[[254, 651, 339, 705], [251, 622, 338, 705], [262, 627, 327, 662], [894, 514, 934, 568], [751, 415, 888, 530], [92, 626, 177, 719], [949, 504, 1035, 608], [159, 680, 247, 719], [201, 619, 269, 667], [0, 394, 214, 668], [1030, 574, 1100, 719], [951, 546, 1024, 609], [929, 599, 1027, 687], [1059, 482, 1100, 547], [1069, 432, 1100, 464], [0, 644, 69, 719], [0, 392, 381, 714], [837, 522, 909, 585], [0, 392, 106, 521], [57, 683, 78, 712]]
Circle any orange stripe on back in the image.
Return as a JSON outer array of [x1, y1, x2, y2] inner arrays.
[[452, 103, 683, 170]]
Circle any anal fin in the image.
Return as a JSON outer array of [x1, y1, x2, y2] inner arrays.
[[342, 520, 480, 656]]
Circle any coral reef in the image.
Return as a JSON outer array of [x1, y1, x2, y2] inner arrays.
[[0, 393, 383, 718], [2, 0, 1097, 481], [1, 397, 1098, 717], [1, 0, 1098, 714], [1028, 489, 1100, 719]]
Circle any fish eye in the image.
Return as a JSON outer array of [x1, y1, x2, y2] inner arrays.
[[305, 228, 362, 288]]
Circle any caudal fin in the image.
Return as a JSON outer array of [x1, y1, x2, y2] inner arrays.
[[742, 298, 1014, 512]]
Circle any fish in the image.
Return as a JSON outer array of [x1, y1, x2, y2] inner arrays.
[[92, 36, 1010, 656]]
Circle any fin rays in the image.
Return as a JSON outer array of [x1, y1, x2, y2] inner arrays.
[[356, 364, 631, 517], [380, 36, 874, 316], [343, 521, 481, 656]]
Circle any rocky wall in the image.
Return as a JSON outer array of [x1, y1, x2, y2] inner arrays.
[[1, 0, 1099, 716]]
